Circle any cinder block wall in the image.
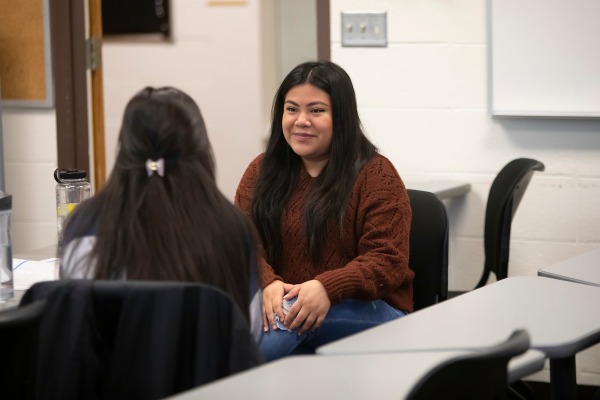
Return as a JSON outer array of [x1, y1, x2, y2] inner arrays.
[[331, 0, 600, 385]]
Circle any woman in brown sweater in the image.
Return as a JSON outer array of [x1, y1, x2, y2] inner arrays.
[[235, 61, 413, 361]]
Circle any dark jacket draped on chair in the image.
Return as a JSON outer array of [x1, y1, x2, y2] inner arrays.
[[20, 280, 263, 400]]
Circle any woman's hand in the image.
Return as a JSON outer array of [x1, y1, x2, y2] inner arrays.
[[262, 280, 286, 332], [283, 280, 331, 334]]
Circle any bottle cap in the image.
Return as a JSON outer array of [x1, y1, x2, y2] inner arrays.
[[0, 193, 12, 211], [54, 168, 87, 183]]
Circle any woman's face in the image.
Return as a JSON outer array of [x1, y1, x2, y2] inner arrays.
[[282, 83, 333, 174]]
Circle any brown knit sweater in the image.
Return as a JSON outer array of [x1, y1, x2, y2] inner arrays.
[[235, 153, 414, 312]]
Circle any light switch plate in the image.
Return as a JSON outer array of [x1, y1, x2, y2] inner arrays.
[[341, 11, 387, 47]]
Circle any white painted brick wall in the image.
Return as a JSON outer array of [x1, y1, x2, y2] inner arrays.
[[2, 110, 58, 253], [332, 0, 600, 385]]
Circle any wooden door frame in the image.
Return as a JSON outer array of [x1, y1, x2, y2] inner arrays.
[[316, 0, 330, 61], [89, 0, 106, 188], [49, 0, 89, 173], [49, 0, 106, 189]]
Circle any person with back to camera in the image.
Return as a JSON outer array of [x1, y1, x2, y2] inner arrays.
[[59, 86, 262, 341], [235, 60, 414, 361]]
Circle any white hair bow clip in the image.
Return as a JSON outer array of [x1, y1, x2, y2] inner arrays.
[[145, 158, 165, 177]]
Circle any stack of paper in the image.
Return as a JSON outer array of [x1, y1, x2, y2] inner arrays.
[[13, 258, 59, 290]]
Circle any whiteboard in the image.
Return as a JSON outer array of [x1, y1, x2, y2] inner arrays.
[[489, 0, 600, 117]]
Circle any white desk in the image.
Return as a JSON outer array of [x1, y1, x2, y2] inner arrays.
[[318, 276, 600, 400], [166, 350, 545, 400], [0, 244, 59, 309], [405, 179, 471, 200], [538, 248, 600, 287]]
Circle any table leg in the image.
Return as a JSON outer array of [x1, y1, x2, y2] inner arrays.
[[549, 356, 577, 400]]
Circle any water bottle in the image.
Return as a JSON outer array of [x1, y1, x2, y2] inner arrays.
[[54, 169, 92, 250], [0, 192, 13, 303]]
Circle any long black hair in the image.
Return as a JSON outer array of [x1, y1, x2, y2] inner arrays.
[[251, 61, 377, 265], [64, 87, 257, 319]]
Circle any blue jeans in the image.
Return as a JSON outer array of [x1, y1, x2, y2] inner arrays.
[[258, 299, 407, 361]]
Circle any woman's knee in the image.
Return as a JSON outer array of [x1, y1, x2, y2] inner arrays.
[[258, 328, 306, 361]]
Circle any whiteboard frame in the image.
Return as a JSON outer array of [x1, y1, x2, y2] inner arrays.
[[487, 0, 600, 118]]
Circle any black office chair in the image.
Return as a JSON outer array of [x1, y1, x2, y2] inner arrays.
[[475, 158, 545, 288], [19, 280, 263, 400], [407, 189, 449, 311], [407, 329, 531, 400], [0, 299, 47, 400]]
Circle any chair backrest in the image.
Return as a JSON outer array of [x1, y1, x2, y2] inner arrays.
[[407, 189, 449, 311], [476, 158, 545, 288], [0, 299, 47, 400], [19, 280, 263, 400], [407, 329, 530, 400]]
